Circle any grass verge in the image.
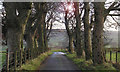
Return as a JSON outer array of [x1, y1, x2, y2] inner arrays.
[[66, 53, 118, 71], [51, 49, 67, 53], [17, 51, 53, 70]]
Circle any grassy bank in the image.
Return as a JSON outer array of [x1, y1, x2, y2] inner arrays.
[[51, 49, 66, 53], [18, 51, 53, 70], [66, 53, 117, 71]]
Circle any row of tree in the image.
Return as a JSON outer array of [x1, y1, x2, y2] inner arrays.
[[58, 2, 119, 64], [2, 1, 120, 69], [2, 3, 56, 69]]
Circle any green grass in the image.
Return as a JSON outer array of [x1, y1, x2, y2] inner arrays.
[[18, 51, 53, 70], [1, 49, 64, 70], [106, 52, 120, 63], [0, 46, 8, 69], [17, 49, 66, 70], [1, 53, 6, 62], [0, 52, 6, 69], [66, 53, 117, 71], [51, 49, 67, 53]]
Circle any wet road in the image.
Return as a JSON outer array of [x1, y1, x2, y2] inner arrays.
[[39, 52, 79, 70]]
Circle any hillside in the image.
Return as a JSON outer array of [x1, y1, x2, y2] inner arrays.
[[48, 29, 119, 48]]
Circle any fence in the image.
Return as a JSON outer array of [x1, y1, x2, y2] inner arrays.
[[0, 46, 49, 71], [0, 48, 33, 71], [0, 47, 119, 71], [105, 48, 120, 63]]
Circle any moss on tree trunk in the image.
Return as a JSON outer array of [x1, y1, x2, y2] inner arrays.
[[74, 2, 83, 57], [83, 2, 92, 60], [92, 2, 105, 64]]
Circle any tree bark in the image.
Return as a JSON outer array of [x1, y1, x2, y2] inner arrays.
[[74, 2, 83, 57], [37, 13, 46, 53], [92, 2, 105, 64], [43, 22, 49, 52], [26, 33, 34, 59], [64, 10, 74, 53], [4, 3, 31, 69], [69, 35, 74, 53], [7, 28, 22, 52], [83, 2, 92, 60]]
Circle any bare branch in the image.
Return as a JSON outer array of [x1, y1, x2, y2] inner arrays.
[[109, 14, 120, 16], [107, 2, 118, 11], [47, 21, 53, 39], [110, 16, 120, 26]]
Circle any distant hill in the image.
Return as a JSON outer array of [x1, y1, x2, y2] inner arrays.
[[104, 31, 119, 48], [1, 29, 119, 50], [48, 29, 69, 49], [48, 29, 119, 49]]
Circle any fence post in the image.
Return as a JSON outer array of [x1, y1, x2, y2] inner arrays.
[[104, 49, 106, 62], [6, 49, 9, 71], [14, 51, 17, 71], [24, 48, 26, 63], [110, 51, 112, 62], [116, 51, 117, 63], [27, 48, 29, 60], [28, 48, 31, 60], [20, 49, 22, 67]]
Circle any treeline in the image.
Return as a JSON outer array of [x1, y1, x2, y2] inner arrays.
[[2, 1, 120, 70], [61, 2, 120, 64], [2, 3, 52, 70]]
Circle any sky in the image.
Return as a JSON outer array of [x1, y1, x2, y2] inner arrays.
[[51, 2, 119, 31], [52, 19, 118, 31], [0, 1, 119, 31]]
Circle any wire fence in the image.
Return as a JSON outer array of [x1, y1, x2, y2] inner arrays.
[[0, 48, 31, 71], [0, 48, 119, 71], [105, 48, 120, 63]]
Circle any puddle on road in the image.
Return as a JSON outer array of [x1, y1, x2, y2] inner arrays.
[[53, 52, 66, 55], [51, 52, 66, 57]]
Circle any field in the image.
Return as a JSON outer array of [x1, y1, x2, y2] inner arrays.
[[106, 52, 120, 63], [0, 45, 120, 70], [0, 46, 7, 70]]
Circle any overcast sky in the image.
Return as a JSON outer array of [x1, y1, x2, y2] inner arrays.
[[0, 0, 119, 31]]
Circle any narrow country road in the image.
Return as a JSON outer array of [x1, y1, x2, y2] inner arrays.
[[39, 52, 80, 71]]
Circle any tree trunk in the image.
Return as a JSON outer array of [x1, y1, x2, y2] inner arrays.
[[64, 11, 74, 53], [74, 2, 83, 57], [38, 25, 45, 53], [7, 28, 22, 69], [7, 28, 22, 52], [69, 35, 74, 53], [4, 3, 31, 69], [34, 37, 38, 56], [92, 2, 105, 64], [83, 2, 92, 60], [26, 33, 34, 59], [37, 14, 45, 53], [36, 3, 47, 53], [43, 22, 49, 52]]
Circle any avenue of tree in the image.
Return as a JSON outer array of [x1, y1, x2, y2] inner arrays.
[[2, 1, 120, 68]]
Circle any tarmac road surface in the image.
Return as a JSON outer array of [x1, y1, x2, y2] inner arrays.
[[39, 52, 80, 71]]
